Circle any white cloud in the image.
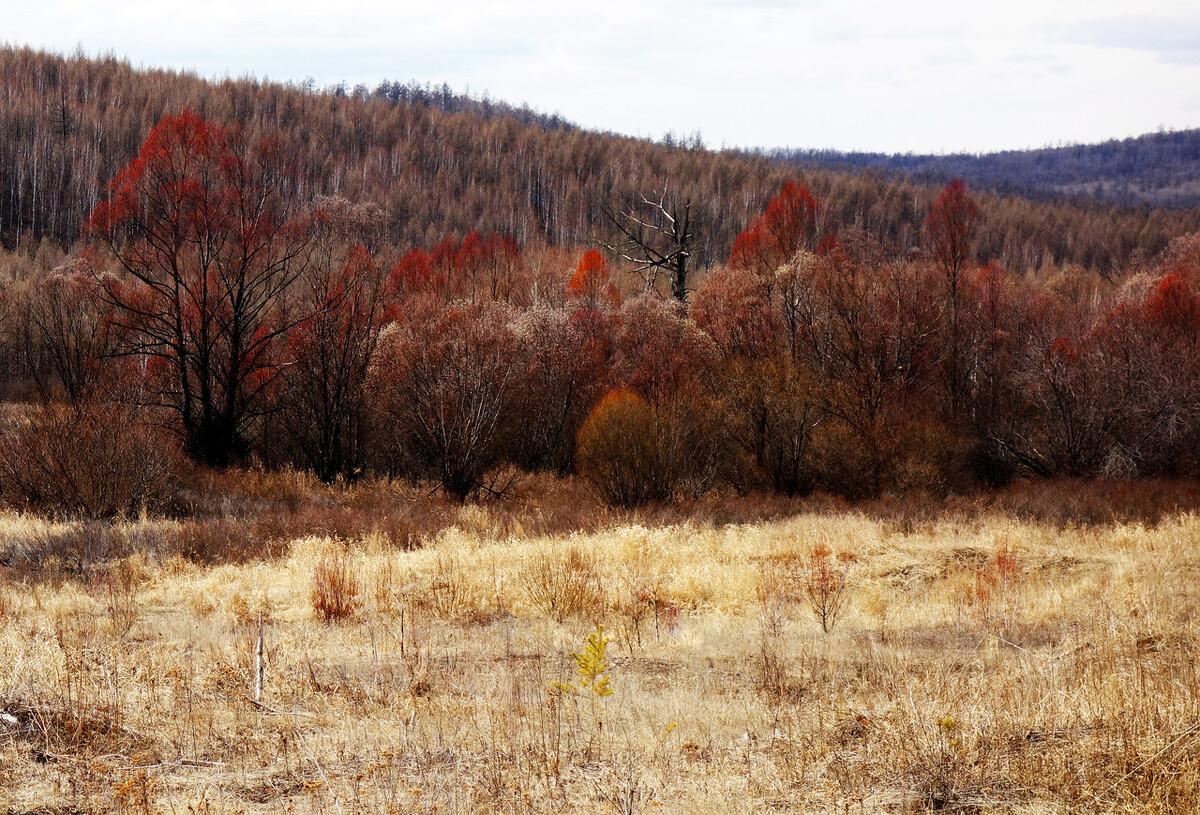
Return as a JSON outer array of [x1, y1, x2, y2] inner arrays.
[[1053, 14, 1200, 64], [3, 0, 1198, 152]]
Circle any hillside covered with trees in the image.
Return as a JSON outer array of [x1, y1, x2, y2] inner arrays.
[[2, 46, 1199, 275], [779, 128, 1200, 209], [1, 100, 1200, 512]]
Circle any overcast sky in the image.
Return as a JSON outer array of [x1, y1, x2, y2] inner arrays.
[[7, 0, 1200, 153]]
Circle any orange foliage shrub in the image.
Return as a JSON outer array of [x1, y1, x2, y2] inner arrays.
[[576, 389, 675, 507]]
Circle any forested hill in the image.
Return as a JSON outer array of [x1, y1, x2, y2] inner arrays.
[[2, 46, 1199, 273], [776, 129, 1200, 209]]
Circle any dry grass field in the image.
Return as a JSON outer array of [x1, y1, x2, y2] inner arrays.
[[1, 480, 1199, 813]]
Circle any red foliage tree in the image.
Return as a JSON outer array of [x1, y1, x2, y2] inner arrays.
[[566, 249, 621, 310], [387, 248, 435, 304], [1145, 272, 1200, 343], [456, 231, 526, 302], [388, 232, 527, 304], [926, 179, 981, 285], [88, 110, 314, 466], [730, 180, 821, 287]]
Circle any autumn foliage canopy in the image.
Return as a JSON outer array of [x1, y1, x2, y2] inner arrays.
[[5, 106, 1200, 511]]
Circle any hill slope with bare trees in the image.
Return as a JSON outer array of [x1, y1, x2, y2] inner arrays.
[[2, 46, 1198, 274]]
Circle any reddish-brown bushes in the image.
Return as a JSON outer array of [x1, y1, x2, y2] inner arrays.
[[611, 294, 718, 405], [311, 550, 361, 623], [370, 302, 522, 499], [0, 401, 182, 520], [24, 260, 114, 404], [0, 522, 130, 573], [509, 304, 611, 472]]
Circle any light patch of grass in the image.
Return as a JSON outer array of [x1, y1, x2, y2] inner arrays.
[[0, 508, 1198, 812]]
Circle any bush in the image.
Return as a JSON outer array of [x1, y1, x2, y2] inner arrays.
[[0, 401, 181, 519], [0, 521, 130, 574], [576, 389, 675, 507], [520, 548, 605, 622], [369, 303, 520, 499], [311, 550, 361, 623], [716, 359, 819, 495]]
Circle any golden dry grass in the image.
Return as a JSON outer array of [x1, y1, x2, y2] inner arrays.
[[1, 504, 1198, 813]]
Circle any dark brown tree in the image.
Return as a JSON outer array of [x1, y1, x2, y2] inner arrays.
[[926, 179, 982, 415], [277, 230, 387, 481], [88, 110, 314, 466], [602, 189, 696, 304]]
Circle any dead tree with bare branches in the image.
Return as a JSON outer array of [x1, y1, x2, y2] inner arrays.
[[600, 188, 696, 306]]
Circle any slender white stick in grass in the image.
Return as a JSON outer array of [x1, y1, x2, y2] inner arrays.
[[255, 611, 265, 704]]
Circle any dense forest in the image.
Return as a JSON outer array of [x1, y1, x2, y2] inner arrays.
[[3, 46, 1199, 274], [780, 128, 1200, 209], [3, 47, 1200, 519]]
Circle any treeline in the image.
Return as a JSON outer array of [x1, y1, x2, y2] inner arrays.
[[778, 128, 1200, 209], [3, 46, 1200, 276], [2, 109, 1200, 520]]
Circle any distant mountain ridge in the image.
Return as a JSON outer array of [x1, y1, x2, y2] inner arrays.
[[773, 129, 1200, 209]]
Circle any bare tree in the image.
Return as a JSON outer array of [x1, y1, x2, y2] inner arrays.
[[25, 260, 112, 404], [601, 187, 695, 305]]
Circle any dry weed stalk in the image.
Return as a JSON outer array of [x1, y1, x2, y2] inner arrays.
[[311, 549, 361, 623]]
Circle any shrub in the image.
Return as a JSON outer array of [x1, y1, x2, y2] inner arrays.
[[804, 545, 853, 633], [0, 521, 129, 574], [576, 389, 675, 507], [369, 303, 520, 500], [754, 571, 795, 703], [716, 358, 818, 494], [508, 304, 610, 473], [311, 550, 361, 623], [0, 401, 181, 520], [404, 554, 495, 624], [612, 294, 718, 406], [520, 548, 605, 622]]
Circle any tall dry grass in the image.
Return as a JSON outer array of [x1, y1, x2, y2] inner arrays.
[[0, 489, 1198, 812]]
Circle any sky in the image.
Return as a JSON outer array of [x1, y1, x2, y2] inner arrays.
[[5, 0, 1200, 154]]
